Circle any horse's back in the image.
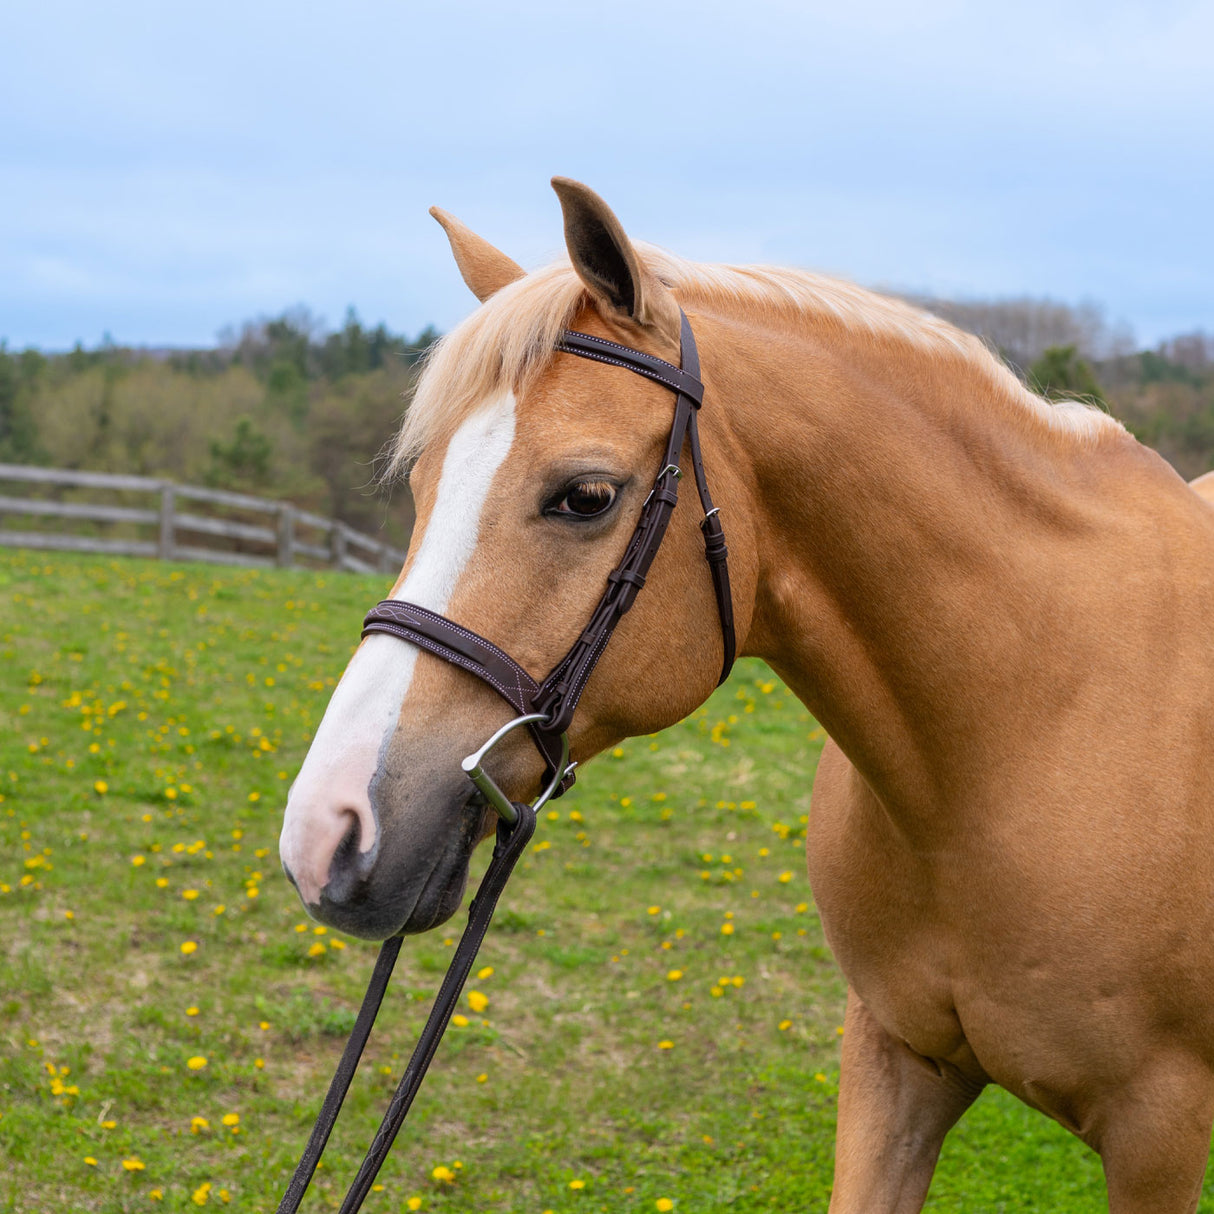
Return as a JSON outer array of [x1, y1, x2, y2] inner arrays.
[[1191, 470, 1214, 505]]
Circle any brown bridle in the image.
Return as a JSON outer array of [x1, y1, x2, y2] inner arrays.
[[360, 307, 735, 801], [276, 310, 735, 1213]]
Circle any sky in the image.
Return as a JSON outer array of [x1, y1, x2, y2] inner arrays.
[[3, 0, 1211, 351]]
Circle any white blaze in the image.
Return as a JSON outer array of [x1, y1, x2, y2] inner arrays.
[[279, 394, 517, 901]]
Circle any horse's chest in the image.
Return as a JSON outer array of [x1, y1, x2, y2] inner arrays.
[[805, 744, 1004, 1063], [807, 805, 966, 1060]]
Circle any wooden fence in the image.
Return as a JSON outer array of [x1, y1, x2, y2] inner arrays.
[[0, 464, 407, 575]]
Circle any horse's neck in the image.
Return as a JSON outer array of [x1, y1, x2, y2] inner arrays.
[[711, 312, 1129, 815]]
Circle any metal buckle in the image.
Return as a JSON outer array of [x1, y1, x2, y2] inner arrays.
[[460, 713, 572, 825]]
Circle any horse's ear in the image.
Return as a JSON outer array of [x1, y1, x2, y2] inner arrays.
[[551, 178, 681, 342], [430, 206, 525, 303]]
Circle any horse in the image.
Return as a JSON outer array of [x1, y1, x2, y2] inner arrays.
[[1192, 470, 1214, 505], [279, 179, 1214, 1211]]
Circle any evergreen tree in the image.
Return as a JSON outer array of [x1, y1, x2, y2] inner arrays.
[[1028, 345, 1106, 406]]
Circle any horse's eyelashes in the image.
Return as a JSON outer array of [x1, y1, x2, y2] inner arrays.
[[551, 480, 617, 518]]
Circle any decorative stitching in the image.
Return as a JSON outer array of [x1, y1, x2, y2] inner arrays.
[[555, 338, 703, 403]]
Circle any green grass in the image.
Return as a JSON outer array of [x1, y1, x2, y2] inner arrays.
[[0, 547, 1204, 1211]]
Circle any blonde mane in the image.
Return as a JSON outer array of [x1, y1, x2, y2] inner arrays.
[[388, 246, 1119, 476]]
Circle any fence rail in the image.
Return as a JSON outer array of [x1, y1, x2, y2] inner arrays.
[[0, 463, 407, 574]]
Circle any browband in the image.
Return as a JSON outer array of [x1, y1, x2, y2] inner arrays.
[[362, 309, 735, 797]]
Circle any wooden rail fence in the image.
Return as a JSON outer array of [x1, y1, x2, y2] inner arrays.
[[0, 464, 407, 575]]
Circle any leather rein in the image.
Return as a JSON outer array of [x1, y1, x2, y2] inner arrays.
[[276, 308, 734, 1211]]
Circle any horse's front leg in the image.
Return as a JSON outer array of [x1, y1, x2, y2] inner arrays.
[[828, 987, 984, 1214], [1095, 1052, 1214, 1214]]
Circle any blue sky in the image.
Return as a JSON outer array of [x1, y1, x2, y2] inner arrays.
[[3, 0, 1211, 350]]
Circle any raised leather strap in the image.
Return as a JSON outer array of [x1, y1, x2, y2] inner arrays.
[[553, 330, 705, 404], [360, 602, 569, 790], [362, 601, 538, 710]]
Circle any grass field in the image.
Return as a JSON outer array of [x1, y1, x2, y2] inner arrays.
[[0, 547, 1207, 1211]]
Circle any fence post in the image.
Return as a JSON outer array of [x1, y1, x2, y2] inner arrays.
[[158, 484, 176, 560], [277, 505, 296, 568], [329, 522, 347, 571]]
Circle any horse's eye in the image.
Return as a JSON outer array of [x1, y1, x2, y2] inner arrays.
[[553, 480, 617, 518]]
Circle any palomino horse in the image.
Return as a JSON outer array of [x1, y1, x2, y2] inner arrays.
[[280, 180, 1214, 1210]]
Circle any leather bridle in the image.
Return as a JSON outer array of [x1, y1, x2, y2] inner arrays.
[[277, 308, 734, 1211], [360, 307, 735, 806]]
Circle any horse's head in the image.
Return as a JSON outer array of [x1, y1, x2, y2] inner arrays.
[[279, 180, 752, 939]]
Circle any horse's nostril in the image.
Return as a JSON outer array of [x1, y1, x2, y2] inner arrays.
[[333, 810, 362, 867], [323, 809, 375, 904]]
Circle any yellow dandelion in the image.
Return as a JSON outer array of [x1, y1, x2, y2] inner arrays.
[[221, 1112, 239, 1127], [451, 1014, 469, 1028], [466, 990, 488, 1013], [569, 1178, 586, 1190], [720, 923, 734, 936], [191, 1181, 211, 1205], [476, 966, 494, 980], [666, 969, 683, 981], [121, 1157, 145, 1171], [476, 1072, 487, 1083], [186, 1055, 207, 1071], [130, 854, 145, 867], [657, 1039, 674, 1050], [657, 1201, 674, 1212], [186, 1006, 199, 1017], [406, 1199, 423, 1211], [647, 904, 660, 915], [307, 942, 326, 957], [191, 1116, 210, 1133], [180, 941, 197, 955], [84, 1156, 98, 1166], [94, 780, 108, 795], [779, 1019, 792, 1031], [432, 1164, 455, 1182], [182, 889, 199, 901]]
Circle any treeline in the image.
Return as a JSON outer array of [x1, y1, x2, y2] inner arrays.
[[0, 308, 434, 545], [2, 301, 1212, 544]]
